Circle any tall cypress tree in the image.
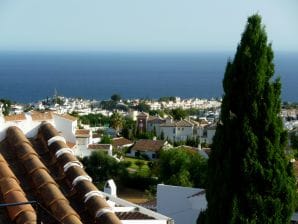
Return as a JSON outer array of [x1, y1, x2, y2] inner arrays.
[[199, 14, 295, 224]]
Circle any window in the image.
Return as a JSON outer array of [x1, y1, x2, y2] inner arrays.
[[173, 128, 176, 134]]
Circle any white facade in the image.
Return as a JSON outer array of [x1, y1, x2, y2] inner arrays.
[[53, 114, 77, 143], [161, 125, 193, 142], [157, 184, 207, 224], [0, 112, 76, 144], [127, 149, 158, 160]]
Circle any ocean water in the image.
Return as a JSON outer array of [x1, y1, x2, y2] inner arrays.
[[0, 52, 297, 103]]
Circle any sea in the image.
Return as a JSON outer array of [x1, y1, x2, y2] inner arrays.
[[0, 51, 297, 103]]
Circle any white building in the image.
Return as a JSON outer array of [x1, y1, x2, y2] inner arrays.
[[0, 112, 77, 144], [157, 184, 207, 224], [160, 120, 195, 142]]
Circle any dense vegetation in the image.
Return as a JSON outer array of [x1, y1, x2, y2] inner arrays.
[[198, 14, 295, 224], [157, 148, 207, 187]]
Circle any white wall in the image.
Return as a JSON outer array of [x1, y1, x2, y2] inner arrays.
[[53, 114, 77, 143], [128, 149, 157, 160], [161, 126, 193, 142], [75, 145, 91, 158], [206, 129, 216, 145], [157, 184, 206, 224]]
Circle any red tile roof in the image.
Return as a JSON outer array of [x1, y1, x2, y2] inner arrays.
[[31, 112, 53, 121], [160, 120, 193, 127], [4, 114, 26, 122], [54, 113, 77, 121], [66, 142, 76, 149], [75, 129, 90, 137], [131, 140, 166, 152], [88, 144, 111, 150], [112, 137, 133, 148]]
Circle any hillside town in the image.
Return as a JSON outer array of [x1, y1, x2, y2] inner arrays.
[[1, 95, 298, 224]]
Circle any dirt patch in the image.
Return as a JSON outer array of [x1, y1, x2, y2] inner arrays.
[[118, 187, 149, 204]]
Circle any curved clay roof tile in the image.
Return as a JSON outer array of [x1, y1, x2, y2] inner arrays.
[[6, 126, 31, 146], [57, 153, 78, 169], [39, 123, 59, 141], [85, 196, 110, 218], [0, 163, 19, 183], [75, 180, 98, 197], [22, 155, 48, 175], [48, 140, 68, 154], [31, 169, 56, 189], [49, 200, 81, 224], [15, 211, 37, 224], [65, 166, 89, 184], [4, 190, 35, 221], [0, 178, 23, 197], [39, 183, 67, 207], [14, 143, 38, 161]]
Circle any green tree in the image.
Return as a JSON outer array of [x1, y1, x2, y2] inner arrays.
[[122, 117, 136, 140], [157, 148, 207, 187], [111, 94, 122, 102], [135, 102, 150, 112], [171, 108, 187, 120], [100, 135, 112, 144], [82, 151, 128, 188], [110, 111, 124, 133], [0, 99, 11, 116], [199, 14, 295, 224]]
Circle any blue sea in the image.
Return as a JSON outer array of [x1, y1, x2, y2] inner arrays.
[[0, 51, 297, 103]]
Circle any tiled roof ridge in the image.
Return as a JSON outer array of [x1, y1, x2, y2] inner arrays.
[[4, 113, 26, 122], [6, 126, 82, 224], [0, 153, 37, 224], [38, 123, 121, 224], [131, 139, 166, 152], [53, 113, 77, 121], [160, 119, 194, 127]]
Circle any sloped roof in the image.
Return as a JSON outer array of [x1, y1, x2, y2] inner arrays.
[[4, 113, 26, 122], [160, 119, 193, 128], [31, 111, 53, 121], [131, 140, 166, 152], [147, 116, 166, 124], [0, 125, 172, 223], [112, 137, 133, 148], [75, 129, 90, 137], [54, 113, 77, 121], [88, 144, 111, 150]]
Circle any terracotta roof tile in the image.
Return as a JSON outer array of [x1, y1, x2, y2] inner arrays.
[[54, 113, 77, 122], [66, 142, 76, 149], [160, 119, 193, 128], [131, 140, 166, 152], [31, 112, 53, 121], [116, 212, 154, 220], [112, 137, 133, 148], [4, 114, 26, 122], [88, 144, 111, 150], [75, 129, 90, 137]]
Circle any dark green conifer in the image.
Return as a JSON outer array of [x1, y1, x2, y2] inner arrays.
[[199, 14, 295, 224]]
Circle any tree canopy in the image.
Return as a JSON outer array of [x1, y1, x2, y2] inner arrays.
[[111, 94, 122, 102], [110, 111, 124, 132], [157, 148, 207, 188], [199, 14, 295, 224]]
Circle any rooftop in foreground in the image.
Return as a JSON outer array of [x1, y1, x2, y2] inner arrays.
[[0, 123, 173, 224]]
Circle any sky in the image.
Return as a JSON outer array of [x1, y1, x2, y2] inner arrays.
[[0, 0, 297, 52]]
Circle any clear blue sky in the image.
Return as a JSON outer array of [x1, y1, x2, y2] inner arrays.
[[0, 0, 297, 52]]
